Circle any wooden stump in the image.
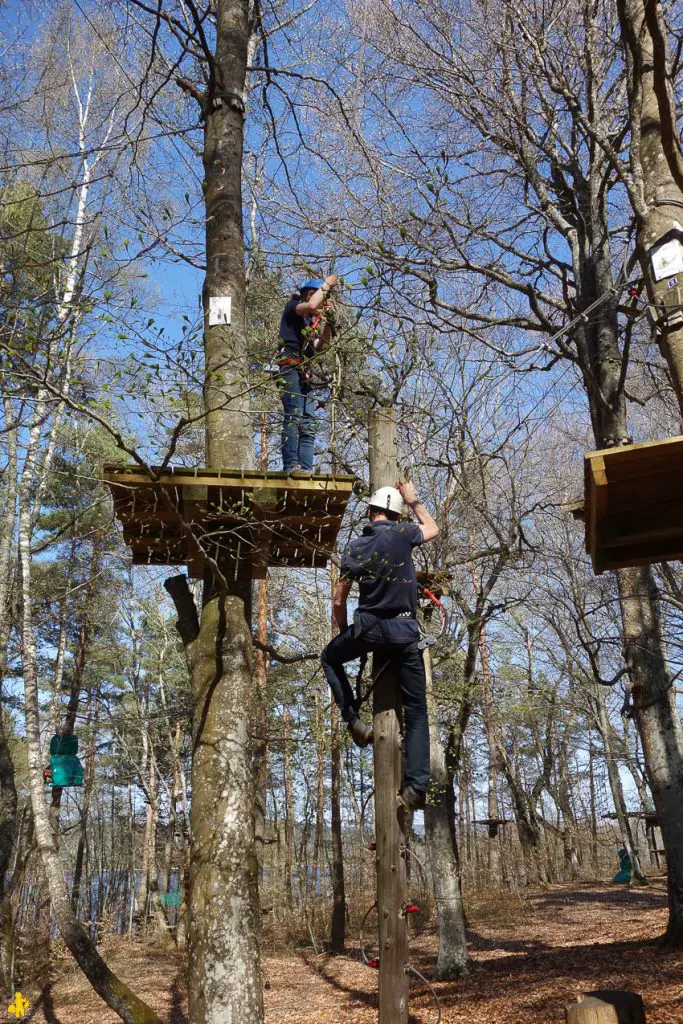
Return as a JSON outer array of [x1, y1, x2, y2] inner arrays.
[[565, 991, 646, 1024]]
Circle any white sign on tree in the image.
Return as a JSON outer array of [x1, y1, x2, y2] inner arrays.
[[209, 296, 232, 325]]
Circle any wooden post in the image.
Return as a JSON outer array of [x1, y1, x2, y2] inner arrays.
[[368, 407, 409, 1024], [565, 991, 646, 1024]]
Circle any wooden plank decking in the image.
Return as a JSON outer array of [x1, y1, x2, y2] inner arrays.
[[103, 465, 356, 579], [584, 434, 683, 573]]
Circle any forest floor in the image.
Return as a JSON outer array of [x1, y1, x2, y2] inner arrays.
[[26, 880, 681, 1024]]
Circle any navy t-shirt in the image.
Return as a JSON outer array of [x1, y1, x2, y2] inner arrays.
[[279, 297, 306, 355], [341, 521, 423, 617]]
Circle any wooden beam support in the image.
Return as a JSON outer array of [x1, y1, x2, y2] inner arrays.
[[369, 407, 409, 1024]]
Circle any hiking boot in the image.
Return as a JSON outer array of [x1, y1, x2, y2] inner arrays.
[[290, 468, 313, 478], [398, 785, 426, 812], [348, 717, 373, 749]]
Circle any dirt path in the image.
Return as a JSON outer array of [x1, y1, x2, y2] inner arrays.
[[26, 882, 682, 1023]]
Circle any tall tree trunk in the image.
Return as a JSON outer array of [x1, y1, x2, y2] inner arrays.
[[312, 685, 325, 927], [328, 565, 345, 953], [71, 693, 97, 915], [328, 704, 345, 952], [617, 565, 683, 940], [592, 686, 646, 882], [424, 650, 468, 978], [136, 755, 158, 932], [479, 627, 502, 885], [18, 406, 161, 1024], [162, 0, 265, 1017], [282, 705, 294, 910], [617, 0, 683, 409], [588, 730, 599, 875], [0, 397, 18, 989]]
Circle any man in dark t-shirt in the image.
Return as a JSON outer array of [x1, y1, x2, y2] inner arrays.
[[277, 274, 337, 474], [321, 480, 439, 810]]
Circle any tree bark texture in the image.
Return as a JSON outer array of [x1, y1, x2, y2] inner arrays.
[[180, 0, 265, 1017], [18, 418, 161, 1024], [328, 704, 346, 953], [592, 686, 647, 882], [423, 649, 468, 978], [617, 0, 683, 411], [617, 566, 683, 941], [185, 594, 263, 1024], [203, 1, 254, 469]]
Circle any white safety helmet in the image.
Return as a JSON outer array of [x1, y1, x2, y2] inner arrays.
[[367, 486, 403, 516]]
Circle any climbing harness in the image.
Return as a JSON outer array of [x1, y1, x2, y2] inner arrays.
[[353, 586, 449, 706], [417, 585, 449, 650]]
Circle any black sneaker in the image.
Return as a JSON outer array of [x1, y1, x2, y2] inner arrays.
[[398, 785, 426, 811], [348, 717, 373, 748]]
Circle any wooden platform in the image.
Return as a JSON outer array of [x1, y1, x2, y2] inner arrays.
[[103, 465, 355, 579], [584, 434, 683, 573]]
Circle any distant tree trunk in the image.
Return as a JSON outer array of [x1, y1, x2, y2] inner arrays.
[[283, 705, 294, 909], [479, 627, 502, 885], [253, 420, 270, 884], [588, 731, 599, 874], [136, 755, 158, 932], [253, 576, 269, 882], [555, 732, 581, 880], [488, 720, 548, 886], [328, 704, 345, 953], [71, 694, 97, 915], [313, 685, 325, 925], [592, 686, 646, 882], [424, 650, 468, 978], [328, 564, 346, 953]]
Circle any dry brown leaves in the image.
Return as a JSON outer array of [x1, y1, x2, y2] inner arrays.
[[30, 882, 682, 1023]]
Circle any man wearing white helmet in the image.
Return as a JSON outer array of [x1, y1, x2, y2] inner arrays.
[[321, 480, 439, 811]]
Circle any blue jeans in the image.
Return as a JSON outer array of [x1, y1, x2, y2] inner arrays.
[[321, 627, 430, 792], [278, 365, 316, 471]]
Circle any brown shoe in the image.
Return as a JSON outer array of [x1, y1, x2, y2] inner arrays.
[[348, 717, 373, 748], [398, 785, 426, 811]]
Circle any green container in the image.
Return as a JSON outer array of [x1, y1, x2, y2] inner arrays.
[[159, 891, 182, 908], [50, 754, 83, 787], [50, 734, 79, 756]]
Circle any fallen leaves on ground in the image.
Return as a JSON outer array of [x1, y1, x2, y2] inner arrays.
[[30, 881, 682, 1023]]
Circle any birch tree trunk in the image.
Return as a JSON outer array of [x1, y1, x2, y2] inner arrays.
[[18, 407, 161, 1024]]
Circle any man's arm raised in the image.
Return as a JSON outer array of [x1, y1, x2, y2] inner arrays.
[[397, 480, 439, 542], [332, 578, 352, 632]]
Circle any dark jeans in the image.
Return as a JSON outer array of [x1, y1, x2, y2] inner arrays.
[[277, 364, 316, 471], [321, 627, 430, 793]]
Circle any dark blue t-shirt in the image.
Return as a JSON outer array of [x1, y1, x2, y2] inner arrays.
[[341, 521, 423, 617], [279, 297, 306, 355]]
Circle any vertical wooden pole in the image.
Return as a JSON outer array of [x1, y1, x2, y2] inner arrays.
[[368, 407, 409, 1024]]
